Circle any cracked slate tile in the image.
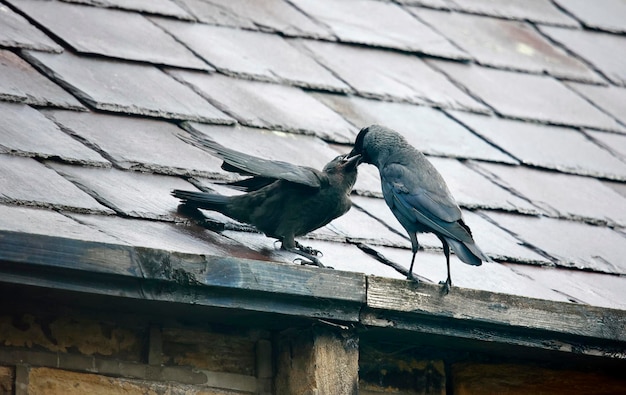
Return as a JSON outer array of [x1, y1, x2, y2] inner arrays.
[[411, 8, 602, 83], [152, 20, 348, 92], [62, 0, 193, 19], [0, 50, 83, 109], [298, 41, 489, 112], [174, 0, 256, 28], [0, 154, 112, 213], [203, 0, 333, 39], [566, 82, 626, 130], [506, 264, 626, 310], [372, 245, 566, 301], [552, 0, 626, 34], [9, 0, 207, 69], [539, 26, 626, 87], [446, 0, 579, 27], [47, 163, 197, 220], [42, 110, 224, 176], [314, 206, 412, 249], [290, 0, 467, 59], [169, 70, 355, 143], [427, 157, 537, 213], [0, 4, 62, 52], [0, 103, 108, 165], [434, 61, 625, 132], [68, 213, 272, 259], [183, 122, 346, 177], [462, 210, 550, 264], [585, 130, 626, 163], [293, 239, 406, 279], [486, 212, 626, 275], [351, 195, 443, 251], [312, 93, 512, 162], [0, 205, 121, 244], [450, 111, 626, 181], [23, 50, 232, 123], [472, 162, 626, 226]]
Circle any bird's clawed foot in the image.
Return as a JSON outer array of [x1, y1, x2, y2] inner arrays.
[[438, 278, 452, 295], [294, 241, 323, 257], [285, 242, 331, 269]]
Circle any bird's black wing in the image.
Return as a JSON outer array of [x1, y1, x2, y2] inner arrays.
[[381, 163, 473, 243], [179, 133, 324, 188]]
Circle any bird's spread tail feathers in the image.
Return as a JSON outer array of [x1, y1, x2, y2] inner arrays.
[[171, 190, 229, 211], [445, 237, 489, 266]]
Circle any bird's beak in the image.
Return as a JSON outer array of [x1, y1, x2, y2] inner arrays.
[[343, 153, 362, 169], [346, 147, 359, 159]]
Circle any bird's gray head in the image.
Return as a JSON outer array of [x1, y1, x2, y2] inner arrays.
[[348, 125, 408, 166]]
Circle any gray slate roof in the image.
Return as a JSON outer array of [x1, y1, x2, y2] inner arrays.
[[1, 0, 625, 310]]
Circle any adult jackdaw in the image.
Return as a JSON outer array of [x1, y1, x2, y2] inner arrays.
[[172, 133, 360, 266], [348, 125, 488, 292]]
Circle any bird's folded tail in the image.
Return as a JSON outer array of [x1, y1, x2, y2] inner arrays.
[[171, 189, 229, 211], [445, 237, 490, 266]]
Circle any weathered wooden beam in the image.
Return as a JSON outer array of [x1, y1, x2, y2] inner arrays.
[[0, 231, 365, 322], [363, 277, 626, 358], [275, 327, 359, 395]]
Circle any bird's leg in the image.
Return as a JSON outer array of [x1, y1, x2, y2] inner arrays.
[[407, 234, 419, 282], [438, 238, 452, 294]]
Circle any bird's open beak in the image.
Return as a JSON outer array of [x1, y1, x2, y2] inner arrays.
[[343, 153, 362, 169], [346, 147, 359, 159]]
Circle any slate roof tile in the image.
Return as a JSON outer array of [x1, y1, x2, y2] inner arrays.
[[174, 0, 256, 28], [450, 112, 626, 181], [290, 0, 467, 59], [585, 129, 626, 163], [46, 163, 197, 220], [298, 40, 489, 112], [183, 122, 344, 175], [201, 0, 334, 39], [367, 245, 565, 301], [461, 210, 550, 264], [553, 0, 626, 34], [0, 204, 119, 243], [9, 0, 207, 69], [444, 0, 579, 27], [293, 239, 407, 279], [152, 20, 349, 91], [23, 50, 232, 123], [313, 93, 514, 162], [0, 154, 112, 213], [539, 26, 626, 87], [506, 264, 626, 309], [0, 3, 62, 52], [411, 8, 602, 83], [351, 195, 441, 250], [565, 82, 626, 130], [486, 212, 626, 274], [169, 70, 355, 142], [426, 157, 537, 213], [432, 61, 625, 132], [42, 110, 223, 176], [473, 162, 626, 226], [0, 49, 84, 109], [0, 103, 108, 165], [314, 206, 412, 249], [67, 213, 273, 259], [62, 0, 193, 19]]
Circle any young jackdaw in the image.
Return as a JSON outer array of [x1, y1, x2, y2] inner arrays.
[[348, 125, 489, 293], [172, 133, 360, 266]]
